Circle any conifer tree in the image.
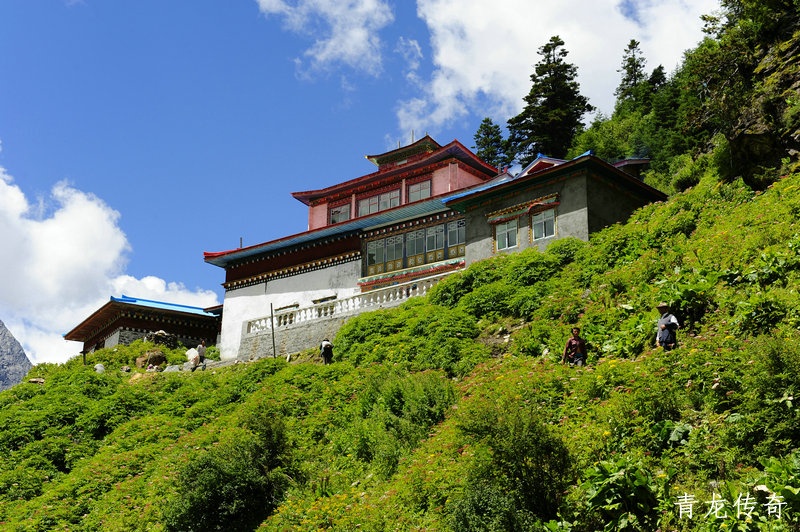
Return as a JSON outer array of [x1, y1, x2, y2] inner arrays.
[[615, 39, 647, 104], [472, 117, 511, 169], [506, 35, 593, 166]]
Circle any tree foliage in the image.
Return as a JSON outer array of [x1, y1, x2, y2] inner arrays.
[[506, 35, 594, 165], [472, 117, 511, 169], [615, 39, 647, 103]]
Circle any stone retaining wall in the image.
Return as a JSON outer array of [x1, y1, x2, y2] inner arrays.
[[237, 315, 350, 360]]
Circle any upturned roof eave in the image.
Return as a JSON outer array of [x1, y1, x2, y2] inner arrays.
[[291, 139, 497, 205]]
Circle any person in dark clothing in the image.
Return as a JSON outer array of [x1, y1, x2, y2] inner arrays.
[[562, 327, 587, 366], [655, 302, 680, 350], [320, 339, 333, 364]]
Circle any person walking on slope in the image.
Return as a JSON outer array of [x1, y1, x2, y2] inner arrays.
[[562, 327, 587, 366], [320, 338, 334, 365], [655, 301, 680, 351], [197, 340, 207, 370]]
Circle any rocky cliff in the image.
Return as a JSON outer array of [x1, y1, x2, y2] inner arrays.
[[0, 320, 32, 391]]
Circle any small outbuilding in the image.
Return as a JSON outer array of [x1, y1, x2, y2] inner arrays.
[[64, 295, 221, 354]]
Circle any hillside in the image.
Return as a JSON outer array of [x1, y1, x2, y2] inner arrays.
[[2, 168, 800, 531], [3, 3, 800, 530]]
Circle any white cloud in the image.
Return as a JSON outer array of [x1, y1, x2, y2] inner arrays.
[[255, 0, 394, 76], [0, 166, 218, 365], [397, 0, 721, 136], [395, 36, 423, 84]]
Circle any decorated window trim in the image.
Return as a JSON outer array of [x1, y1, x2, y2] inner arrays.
[[362, 218, 466, 276], [486, 193, 560, 225]]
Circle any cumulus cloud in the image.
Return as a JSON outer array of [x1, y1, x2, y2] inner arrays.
[[254, 0, 720, 142], [255, 0, 394, 76], [395, 0, 721, 136], [0, 166, 218, 365]]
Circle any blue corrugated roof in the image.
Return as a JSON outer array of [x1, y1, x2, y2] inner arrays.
[[111, 295, 217, 317]]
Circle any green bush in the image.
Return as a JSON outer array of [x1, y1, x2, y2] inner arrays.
[[335, 299, 488, 377], [457, 280, 516, 318], [163, 415, 291, 531], [428, 255, 510, 307], [581, 457, 674, 531], [454, 401, 574, 523], [545, 236, 586, 266], [333, 369, 456, 478]]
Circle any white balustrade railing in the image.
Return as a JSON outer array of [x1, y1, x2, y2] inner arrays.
[[245, 271, 453, 336]]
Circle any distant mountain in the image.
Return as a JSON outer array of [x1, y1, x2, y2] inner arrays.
[[0, 319, 32, 391]]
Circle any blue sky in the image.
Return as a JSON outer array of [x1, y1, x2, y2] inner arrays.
[[0, 0, 719, 364]]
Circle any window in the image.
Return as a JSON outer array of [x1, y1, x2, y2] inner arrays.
[[329, 204, 350, 224], [380, 189, 400, 211], [359, 196, 379, 216], [359, 189, 400, 216], [447, 219, 466, 257], [408, 180, 431, 202], [366, 239, 385, 275], [426, 224, 445, 262], [363, 218, 466, 275], [495, 219, 518, 250], [532, 209, 555, 240], [385, 235, 403, 271], [406, 229, 425, 266]]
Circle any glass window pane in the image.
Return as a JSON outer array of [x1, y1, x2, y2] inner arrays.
[[532, 210, 555, 240], [426, 224, 444, 251], [447, 219, 465, 245], [386, 235, 403, 261], [407, 229, 424, 255], [496, 219, 517, 250], [330, 204, 350, 224], [408, 180, 431, 202]]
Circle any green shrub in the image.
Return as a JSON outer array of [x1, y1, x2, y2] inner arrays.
[[429, 255, 510, 307], [335, 299, 488, 376], [510, 321, 555, 358], [334, 369, 456, 478], [457, 280, 516, 318], [724, 334, 800, 462], [734, 294, 786, 336], [453, 401, 574, 523], [163, 416, 291, 531], [505, 249, 562, 286], [545, 237, 586, 266], [507, 283, 550, 320], [582, 457, 675, 531]]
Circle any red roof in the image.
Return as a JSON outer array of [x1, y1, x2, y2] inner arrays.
[[290, 138, 497, 206]]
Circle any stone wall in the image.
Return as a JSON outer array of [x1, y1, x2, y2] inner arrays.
[[238, 315, 350, 360], [101, 328, 206, 351]]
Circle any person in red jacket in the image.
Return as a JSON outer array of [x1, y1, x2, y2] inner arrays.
[[562, 327, 587, 366]]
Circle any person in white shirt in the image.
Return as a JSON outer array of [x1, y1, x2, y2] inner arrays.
[[655, 302, 679, 350]]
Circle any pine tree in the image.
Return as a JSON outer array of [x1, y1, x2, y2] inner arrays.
[[506, 36, 593, 166], [472, 117, 510, 169], [615, 39, 647, 104]]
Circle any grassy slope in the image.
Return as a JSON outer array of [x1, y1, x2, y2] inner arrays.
[[3, 170, 800, 530]]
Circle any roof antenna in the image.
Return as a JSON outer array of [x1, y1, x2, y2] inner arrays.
[[411, 129, 415, 143], [239, 237, 243, 248]]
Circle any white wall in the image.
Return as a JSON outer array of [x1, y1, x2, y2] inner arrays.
[[218, 258, 363, 359]]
